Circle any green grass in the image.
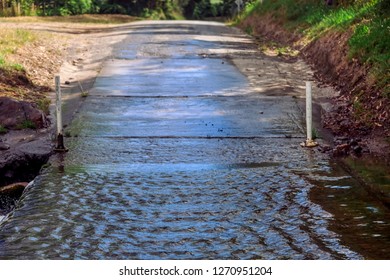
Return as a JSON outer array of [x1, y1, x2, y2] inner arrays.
[[305, 1, 380, 38], [0, 29, 36, 53], [0, 55, 5, 66], [37, 98, 51, 115], [0, 28, 36, 71], [16, 119, 36, 130], [349, 16, 390, 96], [0, 125, 8, 134], [312, 127, 320, 140], [236, 0, 389, 96], [235, 0, 261, 21], [240, 0, 380, 35]]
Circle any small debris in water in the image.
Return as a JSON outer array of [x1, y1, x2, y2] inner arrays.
[[366, 206, 380, 213]]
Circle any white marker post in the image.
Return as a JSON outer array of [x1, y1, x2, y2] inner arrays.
[[306, 81, 313, 140], [301, 81, 318, 147], [54, 76, 67, 152]]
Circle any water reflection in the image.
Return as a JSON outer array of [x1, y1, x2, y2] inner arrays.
[[308, 160, 390, 259]]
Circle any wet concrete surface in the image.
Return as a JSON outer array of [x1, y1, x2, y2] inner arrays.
[[0, 21, 389, 259]]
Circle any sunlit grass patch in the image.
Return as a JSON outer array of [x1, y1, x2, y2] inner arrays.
[[305, 1, 380, 38], [0, 28, 36, 54], [0, 28, 36, 71]]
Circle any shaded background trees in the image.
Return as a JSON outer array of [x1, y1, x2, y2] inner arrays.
[[0, 0, 183, 16], [0, 1, 93, 16], [1, 1, 386, 20], [0, 0, 249, 18]]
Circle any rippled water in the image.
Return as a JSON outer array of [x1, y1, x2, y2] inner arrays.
[[1, 138, 388, 259], [0, 162, 346, 260]]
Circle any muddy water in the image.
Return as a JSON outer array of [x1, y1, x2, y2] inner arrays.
[[0, 21, 389, 259]]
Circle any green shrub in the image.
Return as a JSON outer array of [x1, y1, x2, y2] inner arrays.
[[0, 125, 8, 134], [37, 98, 51, 115], [100, 4, 127, 15], [17, 120, 37, 130], [0, 55, 5, 67]]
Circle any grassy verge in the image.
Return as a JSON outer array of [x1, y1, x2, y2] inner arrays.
[[0, 28, 36, 71], [0, 27, 52, 108], [349, 16, 389, 96], [235, 0, 389, 134], [236, 0, 389, 96], [0, 14, 139, 113]]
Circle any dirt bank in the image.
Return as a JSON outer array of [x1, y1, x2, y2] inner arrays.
[[0, 20, 134, 191], [238, 14, 390, 162]]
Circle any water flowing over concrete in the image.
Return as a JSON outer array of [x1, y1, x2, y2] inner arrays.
[[0, 21, 389, 260]]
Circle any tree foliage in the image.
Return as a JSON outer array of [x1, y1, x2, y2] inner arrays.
[[0, 0, 175, 16], [0, 0, 258, 17], [0, 0, 93, 16]]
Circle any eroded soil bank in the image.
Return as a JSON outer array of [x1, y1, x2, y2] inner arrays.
[[0, 20, 134, 212], [237, 14, 390, 162]]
